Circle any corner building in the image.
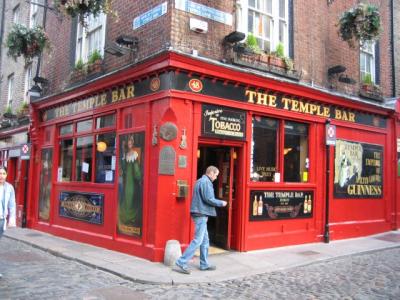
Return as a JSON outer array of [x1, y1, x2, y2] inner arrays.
[[27, 0, 399, 261]]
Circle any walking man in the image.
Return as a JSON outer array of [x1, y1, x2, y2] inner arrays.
[[175, 166, 227, 274], [0, 166, 16, 278]]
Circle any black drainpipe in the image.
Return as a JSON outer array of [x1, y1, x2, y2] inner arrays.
[[390, 0, 396, 97], [324, 119, 331, 243]]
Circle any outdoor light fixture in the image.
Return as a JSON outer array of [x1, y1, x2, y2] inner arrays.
[[223, 31, 246, 44], [105, 35, 138, 57], [338, 75, 356, 85], [28, 84, 42, 99], [327, 65, 346, 76]]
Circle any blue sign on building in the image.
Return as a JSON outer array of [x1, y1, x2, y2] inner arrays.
[[133, 2, 168, 30], [175, 0, 232, 25]]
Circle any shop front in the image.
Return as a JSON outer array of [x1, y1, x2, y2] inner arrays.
[[27, 52, 397, 261]]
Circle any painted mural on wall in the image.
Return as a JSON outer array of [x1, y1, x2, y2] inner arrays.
[[118, 132, 145, 237], [334, 140, 383, 198], [38, 148, 52, 221], [59, 192, 103, 224]]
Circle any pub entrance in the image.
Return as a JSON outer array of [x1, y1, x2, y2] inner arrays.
[[197, 145, 239, 250]]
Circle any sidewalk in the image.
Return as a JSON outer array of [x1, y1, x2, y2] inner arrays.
[[5, 228, 400, 285]]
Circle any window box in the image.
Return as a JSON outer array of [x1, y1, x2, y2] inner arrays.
[[359, 83, 383, 101]]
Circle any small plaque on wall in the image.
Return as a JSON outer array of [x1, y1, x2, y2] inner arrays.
[[178, 155, 187, 168], [159, 146, 176, 175]]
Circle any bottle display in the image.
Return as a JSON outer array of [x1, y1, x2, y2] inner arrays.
[[303, 195, 308, 214], [257, 196, 263, 216], [307, 194, 312, 213], [253, 195, 258, 216]]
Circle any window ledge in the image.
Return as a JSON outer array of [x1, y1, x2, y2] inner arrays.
[[232, 52, 300, 81]]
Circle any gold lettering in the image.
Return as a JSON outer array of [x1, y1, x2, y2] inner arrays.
[[299, 101, 309, 113], [112, 90, 119, 102], [126, 84, 134, 98], [349, 112, 355, 122], [282, 97, 291, 110], [291, 99, 299, 111], [323, 107, 331, 118], [118, 88, 126, 101], [246, 90, 257, 103], [257, 92, 269, 105], [268, 95, 277, 107]]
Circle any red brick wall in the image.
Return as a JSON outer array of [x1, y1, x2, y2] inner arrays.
[[41, 0, 393, 99]]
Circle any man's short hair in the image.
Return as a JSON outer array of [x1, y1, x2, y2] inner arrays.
[[206, 166, 219, 175], [0, 166, 7, 173]]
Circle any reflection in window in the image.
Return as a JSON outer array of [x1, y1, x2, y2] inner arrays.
[[251, 116, 278, 182], [59, 139, 73, 181], [77, 119, 93, 132], [96, 133, 116, 183], [96, 114, 115, 129], [60, 124, 73, 136], [284, 121, 309, 182], [76, 136, 93, 182]]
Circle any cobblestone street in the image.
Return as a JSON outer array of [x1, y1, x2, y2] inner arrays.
[[1, 237, 399, 300]]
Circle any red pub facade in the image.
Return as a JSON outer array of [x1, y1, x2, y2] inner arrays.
[[18, 0, 400, 262]]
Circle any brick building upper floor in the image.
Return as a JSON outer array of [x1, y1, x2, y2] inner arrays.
[[1, 0, 396, 109]]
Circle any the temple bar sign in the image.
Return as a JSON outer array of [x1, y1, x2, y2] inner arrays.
[[202, 105, 246, 140]]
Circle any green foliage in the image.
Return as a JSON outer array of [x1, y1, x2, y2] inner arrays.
[[274, 42, 285, 58], [338, 3, 381, 48], [87, 49, 102, 64], [54, 0, 115, 28], [246, 33, 262, 54], [6, 24, 49, 62], [75, 58, 84, 70], [283, 56, 294, 70], [5, 104, 12, 114], [362, 73, 372, 85]]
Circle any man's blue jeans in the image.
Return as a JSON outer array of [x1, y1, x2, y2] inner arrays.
[[176, 216, 210, 269]]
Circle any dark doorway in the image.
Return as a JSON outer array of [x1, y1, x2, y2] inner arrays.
[[197, 145, 238, 249]]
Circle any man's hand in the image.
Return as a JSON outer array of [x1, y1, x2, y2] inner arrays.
[[222, 201, 228, 207]]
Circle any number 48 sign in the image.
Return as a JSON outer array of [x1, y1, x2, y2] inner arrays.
[[326, 124, 336, 146]]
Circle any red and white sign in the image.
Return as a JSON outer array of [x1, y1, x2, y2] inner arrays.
[[326, 124, 336, 146]]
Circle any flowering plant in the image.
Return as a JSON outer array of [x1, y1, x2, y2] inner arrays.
[[6, 24, 49, 62], [55, 0, 114, 26], [338, 3, 381, 47]]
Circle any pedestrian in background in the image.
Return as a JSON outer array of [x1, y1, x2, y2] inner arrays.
[[0, 166, 16, 278], [175, 166, 227, 274]]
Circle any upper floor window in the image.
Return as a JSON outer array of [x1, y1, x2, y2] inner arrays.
[[24, 65, 32, 103], [7, 74, 14, 107], [30, 0, 43, 28], [13, 5, 20, 24], [238, 0, 289, 54], [360, 41, 376, 84], [75, 14, 106, 63]]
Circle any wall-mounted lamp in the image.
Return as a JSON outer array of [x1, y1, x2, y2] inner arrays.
[[338, 75, 356, 85], [223, 31, 246, 44], [232, 151, 237, 159], [105, 35, 138, 57], [327, 65, 346, 76], [197, 149, 201, 158], [28, 84, 42, 99]]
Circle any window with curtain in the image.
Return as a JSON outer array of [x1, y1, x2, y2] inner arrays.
[[238, 0, 289, 54], [30, 0, 43, 28], [75, 14, 106, 63], [13, 4, 20, 24], [360, 41, 376, 83], [7, 74, 14, 107]]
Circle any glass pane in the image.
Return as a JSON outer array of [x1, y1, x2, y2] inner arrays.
[[249, 0, 256, 8], [248, 12, 254, 32], [96, 114, 115, 129], [251, 116, 278, 182], [279, 20, 286, 43], [266, 0, 272, 14], [284, 121, 309, 182], [77, 119, 93, 132], [59, 139, 73, 182], [360, 54, 366, 72], [60, 124, 73, 136], [76, 136, 93, 182], [95, 132, 116, 183], [279, 0, 286, 18], [38, 148, 52, 221]]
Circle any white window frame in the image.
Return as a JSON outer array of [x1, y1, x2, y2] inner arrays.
[[13, 4, 20, 24], [7, 74, 14, 108], [360, 41, 376, 83], [24, 65, 33, 103], [75, 13, 106, 64], [30, 0, 39, 28], [236, 0, 289, 55]]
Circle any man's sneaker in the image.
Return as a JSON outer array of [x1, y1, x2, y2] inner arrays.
[[175, 262, 191, 274], [200, 265, 216, 271]]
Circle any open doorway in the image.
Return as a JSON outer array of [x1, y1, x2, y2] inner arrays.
[[197, 145, 238, 250]]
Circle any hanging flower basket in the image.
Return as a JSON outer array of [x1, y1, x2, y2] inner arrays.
[[6, 24, 49, 62], [55, 0, 114, 27], [338, 3, 381, 48]]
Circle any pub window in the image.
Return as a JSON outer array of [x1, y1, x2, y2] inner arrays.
[[284, 121, 309, 182], [251, 115, 310, 183], [60, 123, 73, 136], [59, 138, 73, 181], [95, 132, 116, 183], [96, 114, 115, 129], [77, 119, 93, 132], [75, 136, 93, 182], [251, 116, 278, 182], [58, 115, 115, 184]]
